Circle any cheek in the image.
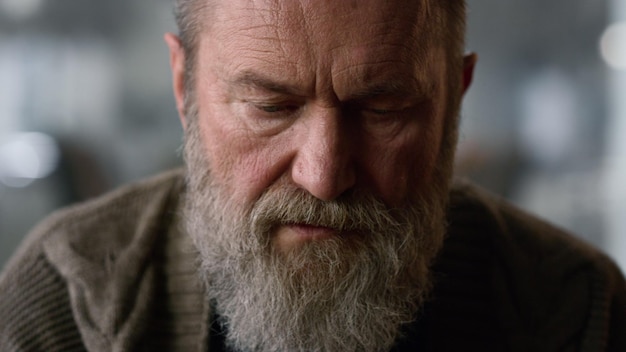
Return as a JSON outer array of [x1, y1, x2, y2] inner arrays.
[[197, 107, 293, 205], [363, 120, 444, 205]]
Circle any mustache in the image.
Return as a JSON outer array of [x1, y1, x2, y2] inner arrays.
[[249, 185, 411, 235]]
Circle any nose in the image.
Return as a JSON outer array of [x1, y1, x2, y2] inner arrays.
[[291, 107, 356, 201]]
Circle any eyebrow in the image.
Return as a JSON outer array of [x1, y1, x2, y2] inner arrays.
[[228, 71, 307, 96], [348, 79, 434, 101]]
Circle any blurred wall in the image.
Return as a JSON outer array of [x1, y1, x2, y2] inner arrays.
[[1, 0, 625, 270], [460, 0, 609, 247], [0, 0, 182, 265]]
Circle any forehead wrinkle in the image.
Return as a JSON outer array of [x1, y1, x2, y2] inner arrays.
[[331, 57, 437, 101], [214, 2, 293, 40], [365, 19, 432, 61], [215, 21, 301, 74], [210, 0, 439, 101], [248, 0, 314, 83]]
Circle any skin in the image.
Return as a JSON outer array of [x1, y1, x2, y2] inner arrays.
[[166, 0, 476, 251]]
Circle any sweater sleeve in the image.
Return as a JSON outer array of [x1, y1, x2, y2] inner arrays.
[[0, 246, 86, 351], [0, 169, 185, 352]]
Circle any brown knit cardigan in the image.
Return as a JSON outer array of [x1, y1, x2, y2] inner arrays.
[[1, 169, 625, 351]]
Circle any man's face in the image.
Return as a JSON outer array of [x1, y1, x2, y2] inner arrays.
[[168, 1, 472, 351], [185, 0, 453, 252]]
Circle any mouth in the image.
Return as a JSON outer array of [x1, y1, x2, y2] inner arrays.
[[287, 223, 338, 239], [273, 223, 340, 251]]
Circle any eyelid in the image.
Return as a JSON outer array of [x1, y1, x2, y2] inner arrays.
[[366, 107, 400, 114], [359, 102, 409, 116], [257, 104, 285, 113], [255, 103, 299, 113]]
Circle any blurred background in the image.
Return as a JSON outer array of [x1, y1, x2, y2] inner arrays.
[[1, 0, 625, 270]]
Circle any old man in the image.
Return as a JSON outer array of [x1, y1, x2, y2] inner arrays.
[[1, 0, 624, 351]]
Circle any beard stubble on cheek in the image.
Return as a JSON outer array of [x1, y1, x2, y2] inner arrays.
[[181, 109, 453, 351]]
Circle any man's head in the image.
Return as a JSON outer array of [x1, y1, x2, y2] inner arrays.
[[166, 1, 475, 351]]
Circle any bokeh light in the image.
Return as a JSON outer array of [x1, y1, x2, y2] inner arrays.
[[600, 22, 626, 70], [0, 133, 60, 188], [0, 0, 44, 20]]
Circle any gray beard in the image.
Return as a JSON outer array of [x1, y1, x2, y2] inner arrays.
[[182, 116, 453, 352]]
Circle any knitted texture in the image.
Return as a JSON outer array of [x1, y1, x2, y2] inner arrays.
[[0, 253, 85, 351]]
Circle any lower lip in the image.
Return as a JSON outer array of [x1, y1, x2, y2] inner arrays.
[[285, 224, 337, 240], [277, 224, 337, 243], [273, 224, 348, 251]]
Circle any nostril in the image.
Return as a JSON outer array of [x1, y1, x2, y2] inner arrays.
[[291, 155, 356, 201]]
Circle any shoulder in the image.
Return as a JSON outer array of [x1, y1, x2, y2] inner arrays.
[[446, 180, 626, 349], [39, 168, 185, 269], [0, 168, 186, 351], [4, 168, 184, 267], [448, 180, 621, 279]]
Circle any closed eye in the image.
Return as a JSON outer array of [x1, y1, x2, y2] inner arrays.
[[255, 104, 300, 115], [366, 108, 397, 115]]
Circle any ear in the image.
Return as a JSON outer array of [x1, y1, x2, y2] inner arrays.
[[462, 53, 477, 95], [164, 33, 188, 130]]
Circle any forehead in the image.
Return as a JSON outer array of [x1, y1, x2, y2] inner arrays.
[[202, 0, 441, 95]]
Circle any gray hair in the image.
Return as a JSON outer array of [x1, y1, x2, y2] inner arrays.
[[173, 0, 203, 54], [173, 0, 209, 110]]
